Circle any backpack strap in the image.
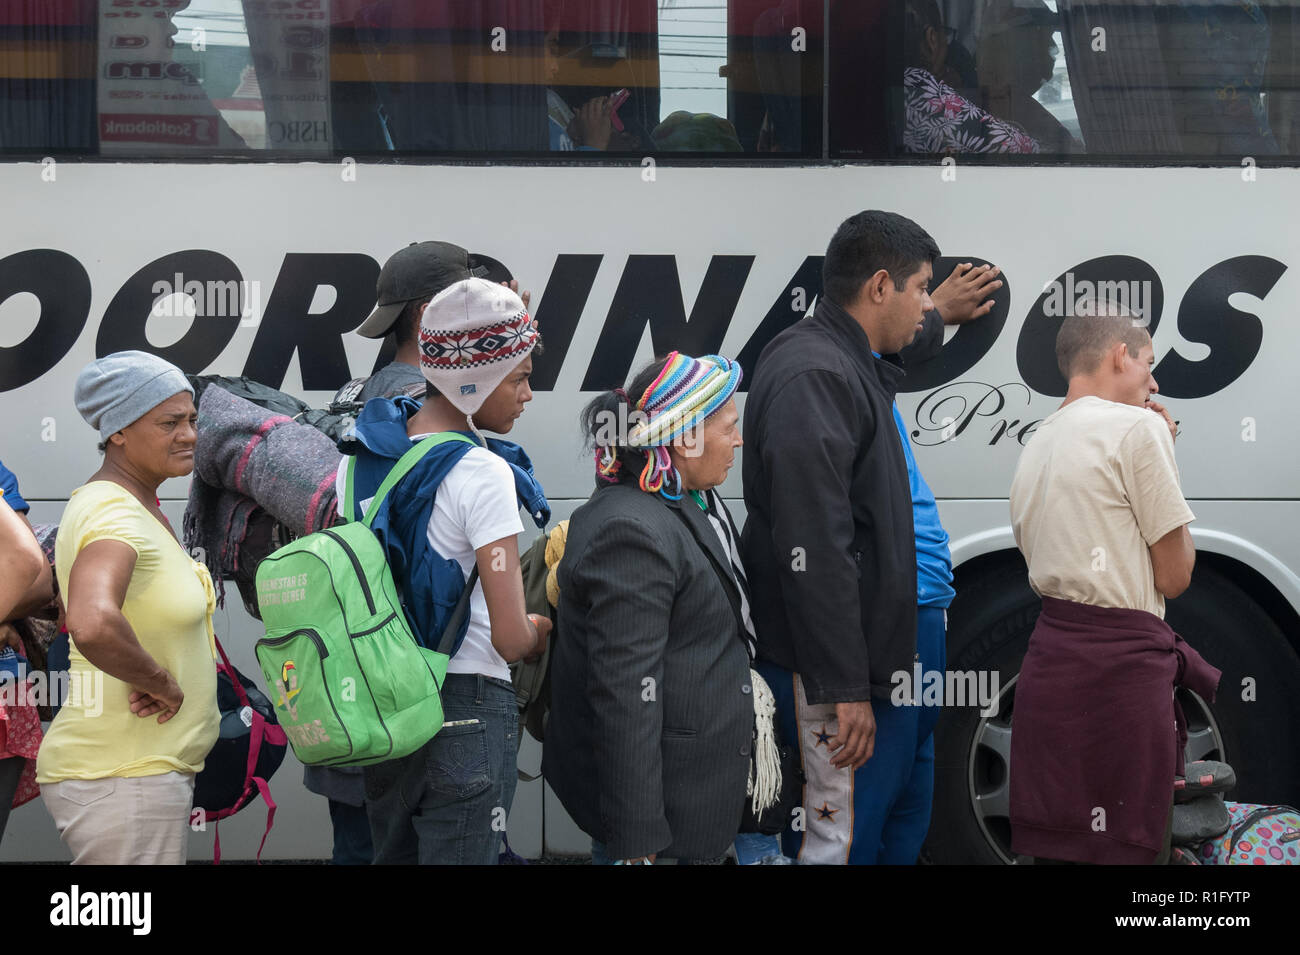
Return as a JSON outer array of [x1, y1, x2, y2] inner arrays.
[[344, 432, 483, 658], [436, 565, 479, 657], [209, 634, 286, 864], [341, 432, 479, 528]]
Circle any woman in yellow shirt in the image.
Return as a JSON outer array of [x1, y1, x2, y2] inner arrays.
[[39, 351, 219, 865]]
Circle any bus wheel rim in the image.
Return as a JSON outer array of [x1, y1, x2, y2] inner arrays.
[[965, 678, 1225, 864]]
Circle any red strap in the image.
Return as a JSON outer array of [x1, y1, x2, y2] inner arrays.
[[206, 702, 283, 863], [246, 710, 265, 778], [208, 775, 278, 864], [213, 634, 253, 711], [251, 775, 278, 863], [245, 710, 280, 862]]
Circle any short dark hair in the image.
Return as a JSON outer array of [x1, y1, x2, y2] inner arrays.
[[393, 299, 426, 349], [822, 210, 940, 307], [1055, 305, 1151, 379]]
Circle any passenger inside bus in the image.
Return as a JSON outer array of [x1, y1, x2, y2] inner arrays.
[[543, 24, 645, 152], [903, 0, 1041, 154], [974, 0, 1081, 154]]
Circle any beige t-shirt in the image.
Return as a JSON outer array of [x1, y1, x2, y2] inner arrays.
[[1009, 396, 1195, 618]]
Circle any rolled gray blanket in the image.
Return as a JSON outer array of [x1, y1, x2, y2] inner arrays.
[[183, 384, 341, 605]]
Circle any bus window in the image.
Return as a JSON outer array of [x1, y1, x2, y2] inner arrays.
[[0, 1, 97, 153], [830, 0, 1300, 162], [0, 0, 825, 159], [721, 0, 822, 155], [535, 0, 823, 157], [96, 0, 330, 155], [0, 0, 331, 156], [536, 0, 659, 154]]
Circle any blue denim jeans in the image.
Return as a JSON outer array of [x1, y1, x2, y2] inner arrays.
[[733, 831, 785, 864], [364, 673, 518, 865], [327, 799, 374, 865]]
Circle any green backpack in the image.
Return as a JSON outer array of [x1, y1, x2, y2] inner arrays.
[[253, 433, 477, 767]]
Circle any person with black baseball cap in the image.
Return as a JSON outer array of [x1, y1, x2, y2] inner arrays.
[[338, 241, 532, 407], [314, 241, 531, 863]]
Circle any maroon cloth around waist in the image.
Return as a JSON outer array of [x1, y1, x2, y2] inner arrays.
[[1010, 596, 1221, 864]]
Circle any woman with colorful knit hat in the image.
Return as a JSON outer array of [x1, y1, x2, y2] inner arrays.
[[543, 351, 782, 864]]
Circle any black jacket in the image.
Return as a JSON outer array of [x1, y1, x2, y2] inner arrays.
[[740, 298, 940, 704], [543, 479, 754, 861]]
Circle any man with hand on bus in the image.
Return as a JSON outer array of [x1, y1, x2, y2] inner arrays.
[[1008, 304, 1220, 864], [743, 210, 945, 865]]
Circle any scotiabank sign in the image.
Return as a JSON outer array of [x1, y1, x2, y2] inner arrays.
[[100, 115, 219, 146], [0, 248, 1285, 404]]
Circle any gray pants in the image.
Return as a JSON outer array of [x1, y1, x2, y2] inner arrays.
[[41, 771, 195, 864]]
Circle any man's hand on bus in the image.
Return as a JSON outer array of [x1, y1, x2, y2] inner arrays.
[[930, 262, 1003, 324], [1146, 399, 1178, 443], [503, 279, 531, 313]]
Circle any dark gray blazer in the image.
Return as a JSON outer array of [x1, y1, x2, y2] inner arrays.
[[542, 478, 754, 861]]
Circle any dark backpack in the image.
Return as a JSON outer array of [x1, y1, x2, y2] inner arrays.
[[189, 374, 360, 443], [192, 635, 288, 863]]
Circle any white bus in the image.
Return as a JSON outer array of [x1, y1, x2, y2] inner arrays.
[[1, 0, 1297, 864]]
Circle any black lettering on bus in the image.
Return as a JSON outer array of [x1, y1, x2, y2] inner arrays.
[[1152, 256, 1287, 399], [98, 249, 242, 372], [0, 250, 91, 392], [243, 253, 379, 391], [1016, 255, 1164, 397], [898, 257, 1008, 393], [581, 255, 754, 390], [735, 255, 824, 390], [530, 254, 602, 392]]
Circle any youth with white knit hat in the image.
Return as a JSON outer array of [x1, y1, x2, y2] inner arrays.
[[337, 276, 551, 864], [416, 276, 540, 439]]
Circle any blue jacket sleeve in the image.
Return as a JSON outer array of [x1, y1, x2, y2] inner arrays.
[[0, 460, 29, 513]]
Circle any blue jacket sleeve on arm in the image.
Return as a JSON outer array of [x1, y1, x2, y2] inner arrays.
[[0, 460, 30, 513]]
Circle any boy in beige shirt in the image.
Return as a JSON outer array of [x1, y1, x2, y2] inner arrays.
[[1007, 306, 1218, 864]]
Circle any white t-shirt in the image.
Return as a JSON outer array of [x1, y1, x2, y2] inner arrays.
[[1009, 396, 1195, 619], [335, 440, 524, 681]]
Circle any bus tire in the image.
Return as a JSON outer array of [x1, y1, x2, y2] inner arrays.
[[924, 556, 1300, 865]]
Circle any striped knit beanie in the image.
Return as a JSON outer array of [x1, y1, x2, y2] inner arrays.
[[418, 277, 539, 420], [596, 351, 742, 499]]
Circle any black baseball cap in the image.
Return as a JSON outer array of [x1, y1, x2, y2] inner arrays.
[[465, 253, 513, 285], [356, 240, 475, 339]]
